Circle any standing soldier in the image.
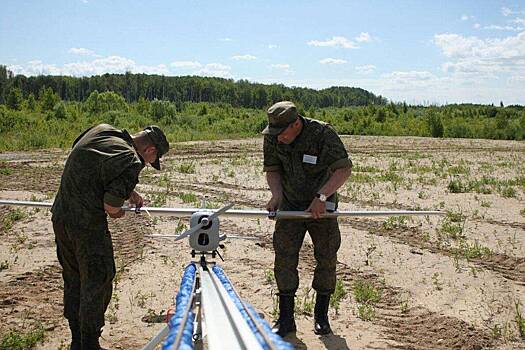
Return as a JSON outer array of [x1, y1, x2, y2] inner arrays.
[[52, 124, 169, 349], [263, 101, 352, 336]]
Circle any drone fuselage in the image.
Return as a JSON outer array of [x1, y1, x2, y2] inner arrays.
[[189, 210, 221, 253]]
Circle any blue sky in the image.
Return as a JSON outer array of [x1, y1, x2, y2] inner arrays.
[[1, 0, 525, 105]]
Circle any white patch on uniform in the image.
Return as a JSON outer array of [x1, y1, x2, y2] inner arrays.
[[303, 154, 317, 164]]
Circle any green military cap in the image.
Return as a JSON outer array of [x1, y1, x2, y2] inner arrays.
[[262, 101, 299, 135], [144, 125, 169, 170]]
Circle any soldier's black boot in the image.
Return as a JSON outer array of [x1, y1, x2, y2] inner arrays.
[[81, 330, 106, 350], [68, 319, 81, 350], [272, 294, 296, 337], [314, 294, 332, 335]]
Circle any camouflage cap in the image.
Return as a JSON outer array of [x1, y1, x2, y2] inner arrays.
[[262, 101, 299, 135], [144, 125, 169, 170]]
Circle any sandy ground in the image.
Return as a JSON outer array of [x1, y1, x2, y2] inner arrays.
[[1, 135, 524, 350]]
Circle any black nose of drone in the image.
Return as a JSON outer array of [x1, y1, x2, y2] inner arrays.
[[198, 233, 210, 246]]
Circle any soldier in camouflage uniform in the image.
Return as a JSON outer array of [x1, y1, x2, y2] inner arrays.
[[51, 124, 169, 350], [263, 101, 352, 336]]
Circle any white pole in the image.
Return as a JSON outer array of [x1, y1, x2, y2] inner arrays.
[[0, 199, 444, 218]]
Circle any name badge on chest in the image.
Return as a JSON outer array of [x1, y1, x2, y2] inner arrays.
[[303, 154, 317, 165]]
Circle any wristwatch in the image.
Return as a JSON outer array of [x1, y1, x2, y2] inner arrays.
[[316, 193, 327, 202]]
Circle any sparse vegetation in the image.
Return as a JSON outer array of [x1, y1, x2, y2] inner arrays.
[[330, 279, 347, 313], [176, 162, 196, 174], [515, 301, 525, 339], [353, 280, 381, 321], [0, 326, 45, 350]]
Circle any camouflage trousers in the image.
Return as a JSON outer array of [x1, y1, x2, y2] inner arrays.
[[52, 220, 116, 334], [273, 218, 341, 296]]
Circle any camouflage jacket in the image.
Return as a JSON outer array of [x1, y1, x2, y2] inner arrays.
[[51, 124, 145, 230], [263, 117, 352, 210]]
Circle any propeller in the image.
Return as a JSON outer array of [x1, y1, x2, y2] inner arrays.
[[174, 203, 234, 242]]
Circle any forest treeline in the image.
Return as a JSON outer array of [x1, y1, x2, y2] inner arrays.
[[0, 66, 524, 151], [0, 66, 386, 109]]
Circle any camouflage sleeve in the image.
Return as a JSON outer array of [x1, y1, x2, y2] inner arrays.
[[263, 135, 282, 173], [101, 152, 142, 207], [320, 126, 352, 172]]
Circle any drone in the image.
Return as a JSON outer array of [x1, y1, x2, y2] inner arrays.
[[0, 199, 443, 350], [0, 199, 443, 259]]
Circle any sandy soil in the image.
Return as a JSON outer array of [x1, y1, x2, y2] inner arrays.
[[1, 135, 524, 350]]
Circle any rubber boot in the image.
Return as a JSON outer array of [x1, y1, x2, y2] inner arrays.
[[272, 294, 296, 337], [68, 319, 81, 350], [314, 294, 332, 335]]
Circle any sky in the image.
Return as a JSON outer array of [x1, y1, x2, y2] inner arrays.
[[1, 0, 525, 105]]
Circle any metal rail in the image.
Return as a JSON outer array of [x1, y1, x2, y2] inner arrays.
[[0, 199, 444, 218], [199, 265, 263, 350]]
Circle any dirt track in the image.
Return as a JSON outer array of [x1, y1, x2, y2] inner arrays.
[[1, 135, 524, 349]]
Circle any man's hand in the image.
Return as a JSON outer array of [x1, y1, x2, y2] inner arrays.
[[104, 203, 125, 218], [266, 195, 282, 213], [306, 198, 326, 219], [128, 190, 144, 208]]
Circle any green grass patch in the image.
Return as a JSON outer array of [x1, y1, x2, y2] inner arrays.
[[382, 216, 408, 231], [179, 192, 199, 204], [176, 162, 196, 174], [456, 240, 493, 260], [0, 326, 45, 350], [353, 280, 381, 321], [330, 279, 347, 313], [1, 208, 27, 232]]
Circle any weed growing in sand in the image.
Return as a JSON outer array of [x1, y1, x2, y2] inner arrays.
[[382, 216, 408, 231], [0, 166, 13, 175], [400, 297, 410, 314], [179, 192, 199, 205], [271, 291, 279, 319], [2, 208, 27, 231], [448, 178, 469, 193], [515, 300, 525, 339], [520, 208, 525, 217], [357, 304, 375, 321], [296, 287, 315, 316], [431, 273, 443, 291], [364, 244, 377, 266], [0, 325, 45, 350], [176, 162, 196, 174], [353, 280, 380, 321], [264, 269, 275, 284], [437, 218, 465, 241], [456, 240, 493, 260], [330, 279, 347, 314], [481, 200, 492, 208]]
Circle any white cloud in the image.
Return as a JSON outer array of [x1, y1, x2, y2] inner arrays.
[[355, 32, 371, 42], [171, 61, 202, 69], [268, 44, 278, 49], [512, 17, 525, 25], [433, 31, 525, 76], [382, 71, 437, 86], [218, 37, 232, 42], [484, 24, 524, 31], [271, 64, 290, 69], [69, 47, 95, 56], [9, 56, 171, 76], [307, 36, 358, 49], [461, 15, 473, 21], [473, 23, 481, 29], [196, 63, 232, 78], [319, 58, 347, 65], [232, 54, 257, 61], [502, 7, 513, 17], [355, 64, 376, 74]]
